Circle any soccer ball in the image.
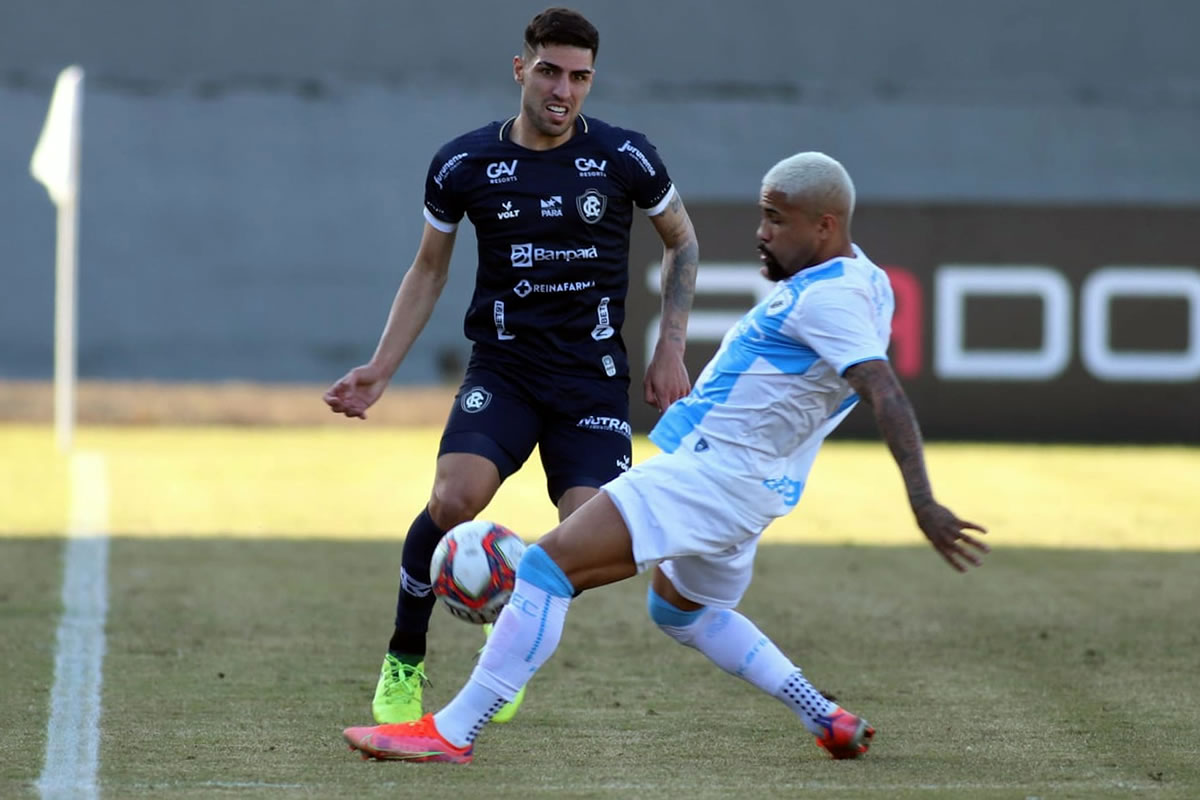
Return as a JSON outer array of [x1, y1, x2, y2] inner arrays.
[[430, 520, 526, 624]]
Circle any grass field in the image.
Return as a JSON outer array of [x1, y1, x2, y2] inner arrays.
[[2, 424, 1199, 799]]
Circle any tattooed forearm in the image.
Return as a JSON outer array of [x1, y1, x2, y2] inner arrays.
[[653, 193, 699, 349], [845, 361, 934, 511]]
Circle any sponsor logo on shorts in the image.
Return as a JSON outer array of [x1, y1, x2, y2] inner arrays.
[[618, 139, 656, 176], [460, 386, 492, 414], [577, 415, 632, 440], [693, 438, 710, 452], [616, 455, 631, 472], [433, 152, 468, 188], [762, 475, 803, 507], [576, 189, 607, 224]]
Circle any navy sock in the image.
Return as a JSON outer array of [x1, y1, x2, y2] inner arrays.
[[387, 508, 445, 657]]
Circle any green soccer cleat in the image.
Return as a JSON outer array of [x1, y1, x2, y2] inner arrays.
[[480, 623, 526, 724], [372, 653, 429, 724]]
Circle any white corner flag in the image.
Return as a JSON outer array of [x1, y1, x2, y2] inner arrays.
[[31, 65, 86, 452]]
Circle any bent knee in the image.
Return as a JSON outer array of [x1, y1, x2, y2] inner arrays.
[[647, 584, 706, 644]]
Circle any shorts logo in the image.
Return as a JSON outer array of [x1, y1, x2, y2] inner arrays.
[[616, 455, 631, 472], [497, 200, 520, 220], [693, 438, 710, 452], [762, 476, 803, 507], [576, 189, 607, 224], [511, 243, 533, 267], [574, 157, 607, 177], [460, 386, 493, 413], [540, 196, 563, 217], [486, 160, 518, 184], [577, 415, 633, 440]]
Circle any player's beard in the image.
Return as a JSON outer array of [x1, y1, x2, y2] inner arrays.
[[524, 96, 573, 139], [758, 245, 793, 282]]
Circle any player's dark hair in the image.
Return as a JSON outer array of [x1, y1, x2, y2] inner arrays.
[[524, 7, 599, 59]]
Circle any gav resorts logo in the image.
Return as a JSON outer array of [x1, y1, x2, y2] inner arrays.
[[486, 160, 518, 184]]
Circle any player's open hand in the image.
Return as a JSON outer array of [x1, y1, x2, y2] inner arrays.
[[914, 502, 989, 572], [323, 364, 389, 420], [643, 343, 691, 412]]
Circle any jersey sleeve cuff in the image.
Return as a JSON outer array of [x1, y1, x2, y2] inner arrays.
[[643, 184, 676, 217], [423, 206, 458, 233], [837, 354, 888, 376]]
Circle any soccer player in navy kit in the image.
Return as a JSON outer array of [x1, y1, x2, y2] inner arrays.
[[324, 7, 699, 725]]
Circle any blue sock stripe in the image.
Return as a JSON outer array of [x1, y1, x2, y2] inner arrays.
[[647, 585, 706, 627], [515, 544, 575, 598], [525, 594, 553, 662]]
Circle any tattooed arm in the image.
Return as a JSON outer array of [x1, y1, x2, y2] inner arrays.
[[644, 190, 699, 411], [842, 359, 989, 571]]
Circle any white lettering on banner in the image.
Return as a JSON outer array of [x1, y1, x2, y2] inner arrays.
[[935, 266, 1072, 381], [1081, 267, 1200, 382], [643, 262, 1200, 383]]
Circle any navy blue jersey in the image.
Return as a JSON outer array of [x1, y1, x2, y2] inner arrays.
[[423, 115, 674, 381]]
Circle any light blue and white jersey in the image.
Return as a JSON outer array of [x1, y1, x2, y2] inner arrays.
[[649, 244, 894, 517]]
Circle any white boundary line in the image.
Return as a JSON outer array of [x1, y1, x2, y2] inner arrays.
[[37, 451, 110, 800]]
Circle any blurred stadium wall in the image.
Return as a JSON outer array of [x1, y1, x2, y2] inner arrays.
[[2, 1, 1198, 440]]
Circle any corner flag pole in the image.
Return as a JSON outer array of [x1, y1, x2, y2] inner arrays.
[[31, 65, 85, 453]]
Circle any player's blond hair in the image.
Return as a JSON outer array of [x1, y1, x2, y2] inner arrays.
[[762, 152, 856, 219]]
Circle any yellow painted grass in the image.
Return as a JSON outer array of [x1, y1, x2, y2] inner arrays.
[[2, 424, 1197, 549]]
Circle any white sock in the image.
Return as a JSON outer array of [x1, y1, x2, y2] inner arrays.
[[663, 606, 836, 736], [433, 577, 571, 747]]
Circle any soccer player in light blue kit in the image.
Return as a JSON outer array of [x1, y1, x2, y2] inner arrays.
[[343, 152, 990, 763]]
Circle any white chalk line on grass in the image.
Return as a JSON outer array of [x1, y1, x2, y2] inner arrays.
[[36, 451, 110, 800]]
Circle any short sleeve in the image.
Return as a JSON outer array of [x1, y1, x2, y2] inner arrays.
[[617, 132, 674, 215], [423, 147, 469, 231], [788, 284, 888, 375]]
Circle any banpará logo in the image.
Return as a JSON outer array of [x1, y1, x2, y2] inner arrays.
[[577, 415, 632, 440], [514, 279, 596, 297], [574, 157, 607, 176], [576, 189, 607, 224], [486, 160, 518, 183], [540, 196, 563, 217], [497, 200, 520, 220], [460, 386, 493, 413], [511, 243, 599, 267], [511, 243, 533, 267], [618, 140, 655, 176], [433, 152, 468, 188]]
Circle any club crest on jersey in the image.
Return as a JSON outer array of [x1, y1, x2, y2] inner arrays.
[[576, 189, 607, 224], [460, 386, 492, 414], [540, 196, 563, 217], [766, 288, 793, 316], [574, 157, 607, 177], [486, 160, 518, 184]]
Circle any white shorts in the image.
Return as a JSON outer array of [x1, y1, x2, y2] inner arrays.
[[602, 449, 776, 608]]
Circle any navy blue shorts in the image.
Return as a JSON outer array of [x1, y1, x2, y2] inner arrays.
[[438, 362, 633, 504]]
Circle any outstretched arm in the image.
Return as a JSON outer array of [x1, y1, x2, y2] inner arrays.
[[324, 222, 457, 419], [644, 190, 699, 411], [842, 359, 989, 571]]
